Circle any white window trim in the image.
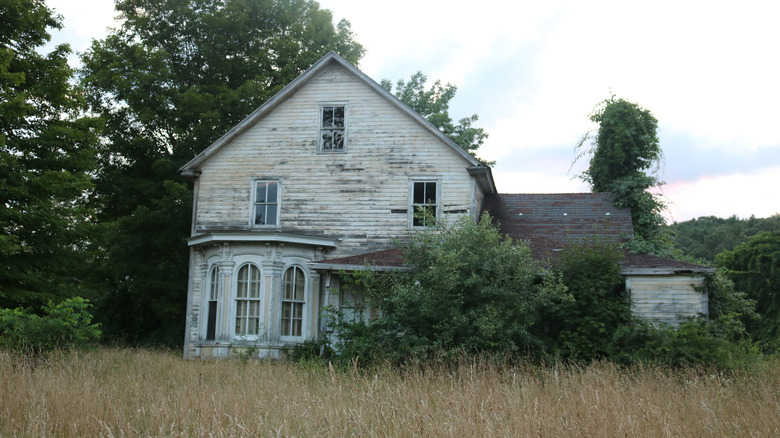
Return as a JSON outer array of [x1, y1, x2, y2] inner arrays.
[[408, 178, 442, 228], [280, 265, 308, 342], [232, 263, 263, 340], [318, 103, 348, 153], [250, 178, 281, 229]]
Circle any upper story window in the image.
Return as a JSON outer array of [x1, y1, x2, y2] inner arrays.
[[411, 180, 439, 227], [253, 180, 279, 227], [320, 105, 345, 152]]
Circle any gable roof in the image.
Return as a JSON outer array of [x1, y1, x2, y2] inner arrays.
[[180, 51, 493, 191], [482, 193, 634, 260]]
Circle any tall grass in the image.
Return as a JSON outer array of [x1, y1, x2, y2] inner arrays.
[[1, 348, 778, 437]]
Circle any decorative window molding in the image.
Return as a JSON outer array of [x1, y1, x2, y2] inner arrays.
[[252, 179, 280, 228], [319, 104, 346, 152], [234, 263, 261, 337], [281, 266, 306, 338], [409, 179, 441, 228]]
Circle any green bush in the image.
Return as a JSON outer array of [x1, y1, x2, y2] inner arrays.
[[0, 297, 102, 356], [328, 214, 571, 365], [544, 241, 629, 360]]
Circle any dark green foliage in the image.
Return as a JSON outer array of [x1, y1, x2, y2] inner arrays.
[[610, 318, 761, 369], [381, 72, 491, 165], [576, 96, 667, 253], [0, 297, 102, 356], [79, 0, 364, 345], [328, 215, 571, 365], [544, 241, 629, 360], [0, 0, 100, 309], [670, 215, 780, 263], [718, 231, 780, 348]]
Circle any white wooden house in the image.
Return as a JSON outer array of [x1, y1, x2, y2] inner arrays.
[[180, 52, 495, 359], [181, 52, 712, 359]]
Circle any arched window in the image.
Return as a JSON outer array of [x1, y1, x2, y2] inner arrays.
[[235, 264, 261, 336], [205, 266, 219, 341], [281, 266, 305, 337]]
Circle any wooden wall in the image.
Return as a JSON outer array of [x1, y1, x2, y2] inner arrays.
[[194, 63, 479, 258], [628, 275, 708, 326]]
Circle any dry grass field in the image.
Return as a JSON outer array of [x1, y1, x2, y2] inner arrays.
[[1, 348, 779, 437]]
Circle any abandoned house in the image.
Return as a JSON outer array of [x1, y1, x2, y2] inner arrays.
[[180, 52, 713, 359]]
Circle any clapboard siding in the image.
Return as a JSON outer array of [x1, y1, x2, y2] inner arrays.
[[195, 63, 477, 257], [628, 275, 708, 325]]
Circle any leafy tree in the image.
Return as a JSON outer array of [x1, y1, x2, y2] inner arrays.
[[79, 0, 364, 345], [670, 214, 780, 263], [0, 0, 99, 309], [717, 231, 780, 347], [381, 72, 491, 164], [330, 214, 570, 364], [576, 96, 666, 253]]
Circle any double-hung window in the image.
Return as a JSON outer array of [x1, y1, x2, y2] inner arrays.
[[320, 105, 345, 151], [411, 180, 439, 227], [253, 180, 279, 227], [281, 266, 305, 338], [235, 264, 261, 336], [205, 266, 219, 341]]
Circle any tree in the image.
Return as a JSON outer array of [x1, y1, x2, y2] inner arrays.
[[79, 0, 364, 345], [0, 0, 99, 309], [717, 231, 780, 347], [331, 214, 570, 364], [381, 72, 491, 165], [576, 96, 666, 253]]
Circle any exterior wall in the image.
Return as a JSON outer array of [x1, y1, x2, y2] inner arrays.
[[194, 63, 478, 258], [184, 241, 323, 359], [627, 275, 708, 326]]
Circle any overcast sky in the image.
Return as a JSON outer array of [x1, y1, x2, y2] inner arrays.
[[47, 0, 780, 223]]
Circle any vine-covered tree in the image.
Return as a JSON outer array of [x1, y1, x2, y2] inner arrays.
[[79, 0, 364, 345], [576, 96, 666, 253], [381, 72, 491, 164], [0, 0, 99, 309]]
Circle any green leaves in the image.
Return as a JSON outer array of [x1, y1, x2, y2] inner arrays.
[[1, 0, 99, 309], [576, 96, 667, 253], [332, 215, 570, 363]]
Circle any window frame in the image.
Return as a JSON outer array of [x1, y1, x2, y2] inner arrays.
[[204, 265, 220, 341], [408, 178, 441, 228], [234, 263, 262, 339], [280, 265, 307, 340], [318, 104, 347, 153], [251, 179, 281, 228]]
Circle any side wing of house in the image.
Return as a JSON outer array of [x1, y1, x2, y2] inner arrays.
[[622, 254, 715, 326], [482, 193, 715, 325], [180, 53, 495, 359]]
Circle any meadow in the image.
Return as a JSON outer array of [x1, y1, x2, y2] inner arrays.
[[1, 348, 778, 437]]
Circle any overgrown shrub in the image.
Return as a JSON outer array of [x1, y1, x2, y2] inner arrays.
[[544, 241, 629, 360], [0, 297, 102, 356], [328, 214, 571, 365]]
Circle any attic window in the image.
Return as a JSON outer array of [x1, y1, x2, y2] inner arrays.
[[320, 105, 345, 152]]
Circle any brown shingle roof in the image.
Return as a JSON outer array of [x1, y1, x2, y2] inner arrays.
[[482, 193, 634, 260]]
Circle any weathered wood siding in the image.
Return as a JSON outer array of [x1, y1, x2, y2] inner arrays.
[[628, 275, 708, 325], [195, 63, 477, 258]]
